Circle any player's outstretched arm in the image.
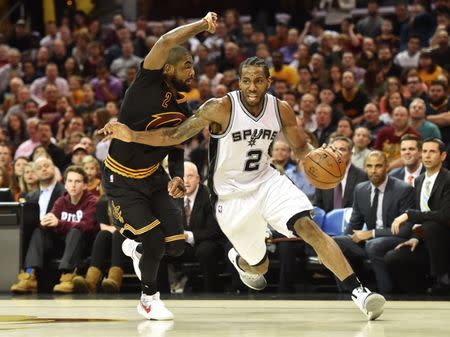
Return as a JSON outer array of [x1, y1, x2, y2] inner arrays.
[[144, 12, 217, 70], [100, 97, 228, 146], [278, 99, 314, 162]]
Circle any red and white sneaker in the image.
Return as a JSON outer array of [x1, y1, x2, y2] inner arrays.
[[122, 238, 142, 280], [137, 292, 174, 320], [352, 286, 385, 320]]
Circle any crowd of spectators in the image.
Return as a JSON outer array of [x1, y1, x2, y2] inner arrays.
[[1, 0, 450, 295]]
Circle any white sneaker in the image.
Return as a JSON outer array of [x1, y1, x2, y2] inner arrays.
[[137, 292, 174, 320], [228, 248, 267, 291], [352, 286, 385, 320], [122, 239, 142, 280]]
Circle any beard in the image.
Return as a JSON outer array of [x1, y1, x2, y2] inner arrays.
[[172, 77, 190, 92]]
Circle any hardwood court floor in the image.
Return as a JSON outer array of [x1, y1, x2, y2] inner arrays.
[[1, 297, 450, 337]]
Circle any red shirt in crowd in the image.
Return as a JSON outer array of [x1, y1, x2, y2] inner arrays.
[[374, 126, 420, 163], [50, 190, 99, 236]]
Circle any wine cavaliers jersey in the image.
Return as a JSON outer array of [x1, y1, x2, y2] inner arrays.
[[106, 63, 190, 179], [208, 90, 282, 198]]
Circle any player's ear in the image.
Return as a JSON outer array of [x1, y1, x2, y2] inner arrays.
[[267, 77, 272, 89], [163, 63, 174, 76]]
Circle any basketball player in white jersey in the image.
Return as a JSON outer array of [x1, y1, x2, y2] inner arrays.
[[100, 57, 385, 320]]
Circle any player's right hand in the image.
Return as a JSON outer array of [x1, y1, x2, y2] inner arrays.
[[203, 12, 218, 33], [99, 121, 133, 142]]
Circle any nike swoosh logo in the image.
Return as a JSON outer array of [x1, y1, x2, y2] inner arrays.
[[141, 303, 151, 314]]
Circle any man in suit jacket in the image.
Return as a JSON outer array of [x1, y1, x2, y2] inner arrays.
[[389, 134, 425, 186], [334, 151, 414, 293], [389, 138, 450, 294], [22, 156, 66, 260], [315, 136, 367, 213], [179, 162, 224, 292]]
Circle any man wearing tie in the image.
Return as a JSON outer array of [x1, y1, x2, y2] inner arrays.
[[333, 151, 414, 294], [180, 161, 225, 292], [389, 134, 425, 187], [389, 138, 450, 295], [314, 136, 367, 213]]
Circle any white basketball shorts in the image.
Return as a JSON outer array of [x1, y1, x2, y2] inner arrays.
[[215, 169, 313, 265]]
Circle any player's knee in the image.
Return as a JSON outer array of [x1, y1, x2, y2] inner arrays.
[[165, 240, 185, 257], [140, 229, 165, 259]]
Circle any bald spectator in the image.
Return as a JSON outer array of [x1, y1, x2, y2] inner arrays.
[[30, 63, 69, 104]]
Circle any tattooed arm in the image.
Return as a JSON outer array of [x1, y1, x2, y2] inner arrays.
[[100, 97, 230, 147]]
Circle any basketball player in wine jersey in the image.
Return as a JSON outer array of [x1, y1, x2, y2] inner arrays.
[[101, 57, 386, 320]]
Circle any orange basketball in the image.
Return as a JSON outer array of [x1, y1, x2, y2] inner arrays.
[[303, 147, 346, 189]]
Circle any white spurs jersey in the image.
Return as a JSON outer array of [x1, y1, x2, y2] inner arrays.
[[208, 90, 282, 198]]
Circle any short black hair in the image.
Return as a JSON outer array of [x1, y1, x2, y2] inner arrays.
[[423, 137, 446, 153], [238, 57, 270, 79], [166, 45, 190, 66], [430, 79, 447, 91]]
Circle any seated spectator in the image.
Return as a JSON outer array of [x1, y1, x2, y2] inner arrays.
[[313, 103, 336, 146], [299, 93, 317, 132], [359, 103, 386, 143], [269, 51, 298, 88], [82, 155, 103, 198], [11, 165, 98, 294], [387, 138, 450, 295], [341, 52, 365, 84], [173, 162, 224, 292], [37, 121, 68, 171], [352, 127, 372, 170], [110, 41, 142, 81], [405, 74, 429, 107], [335, 71, 369, 125], [314, 136, 367, 213], [380, 91, 404, 124], [90, 62, 123, 103], [73, 195, 127, 293], [29, 63, 69, 105], [390, 134, 425, 186], [374, 106, 420, 170], [18, 161, 38, 199], [11, 156, 28, 199], [409, 98, 441, 139], [70, 143, 88, 166], [0, 164, 11, 189], [394, 35, 421, 69], [6, 112, 27, 152], [333, 151, 414, 293], [418, 50, 445, 87], [336, 116, 354, 139], [356, 0, 383, 38], [426, 80, 450, 144], [0, 142, 13, 176], [271, 140, 296, 173]]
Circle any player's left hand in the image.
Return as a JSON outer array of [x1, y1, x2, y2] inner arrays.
[[168, 176, 185, 198], [99, 121, 133, 142]]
